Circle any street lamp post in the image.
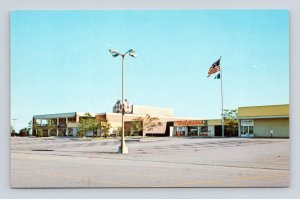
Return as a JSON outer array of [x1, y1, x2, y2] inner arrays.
[[109, 49, 137, 154]]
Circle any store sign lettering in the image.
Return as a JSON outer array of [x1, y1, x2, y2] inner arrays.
[[175, 120, 206, 126], [241, 120, 254, 126]]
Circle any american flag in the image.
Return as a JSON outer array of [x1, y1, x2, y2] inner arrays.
[[207, 59, 221, 77]]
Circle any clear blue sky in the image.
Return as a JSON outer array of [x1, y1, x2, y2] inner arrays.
[[11, 10, 289, 131]]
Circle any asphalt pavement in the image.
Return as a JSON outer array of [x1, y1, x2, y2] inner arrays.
[[10, 137, 289, 188]]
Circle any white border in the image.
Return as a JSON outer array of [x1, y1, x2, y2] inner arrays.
[[1, 1, 299, 199]]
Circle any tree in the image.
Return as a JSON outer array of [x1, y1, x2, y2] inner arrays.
[[116, 127, 122, 137], [223, 109, 238, 136], [132, 114, 162, 136], [78, 113, 99, 137], [130, 120, 143, 136], [100, 120, 111, 138], [19, 128, 29, 136]]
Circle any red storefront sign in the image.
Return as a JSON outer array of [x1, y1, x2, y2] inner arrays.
[[174, 120, 207, 126]]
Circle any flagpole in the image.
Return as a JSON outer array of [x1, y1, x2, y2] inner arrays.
[[220, 56, 224, 137]]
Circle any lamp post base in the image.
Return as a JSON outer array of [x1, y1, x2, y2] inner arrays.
[[118, 144, 129, 154]]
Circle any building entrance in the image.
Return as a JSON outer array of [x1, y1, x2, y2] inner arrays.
[[174, 120, 207, 137], [240, 120, 254, 137], [241, 126, 254, 136]]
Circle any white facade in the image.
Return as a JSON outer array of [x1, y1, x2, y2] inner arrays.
[[207, 126, 215, 137]]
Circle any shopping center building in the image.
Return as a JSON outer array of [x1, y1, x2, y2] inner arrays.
[[237, 104, 289, 138], [32, 104, 225, 137], [32, 103, 289, 138], [32, 112, 96, 137]]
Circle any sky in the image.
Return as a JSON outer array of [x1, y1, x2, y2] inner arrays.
[[10, 10, 289, 131]]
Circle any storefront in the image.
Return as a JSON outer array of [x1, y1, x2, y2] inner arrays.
[[173, 120, 208, 136], [238, 104, 289, 138], [240, 119, 254, 137]]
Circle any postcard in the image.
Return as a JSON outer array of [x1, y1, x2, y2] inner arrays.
[[10, 10, 289, 188]]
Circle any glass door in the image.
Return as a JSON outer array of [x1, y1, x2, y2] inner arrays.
[[241, 126, 254, 137]]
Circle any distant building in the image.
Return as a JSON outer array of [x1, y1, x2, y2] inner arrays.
[[101, 104, 200, 137], [32, 112, 96, 137], [32, 105, 213, 137], [237, 104, 289, 138], [32, 104, 289, 138]]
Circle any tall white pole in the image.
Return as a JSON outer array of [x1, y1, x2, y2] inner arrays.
[[110, 49, 135, 154], [119, 55, 128, 154], [220, 56, 224, 137]]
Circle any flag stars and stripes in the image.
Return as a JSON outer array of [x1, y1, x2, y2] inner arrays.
[[207, 58, 221, 77]]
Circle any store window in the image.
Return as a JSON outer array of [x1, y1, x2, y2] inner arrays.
[[175, 127, 186, 136], [241, 120, 254, 137], [249, 126, 254, 135], [188, 127, 198, 136]]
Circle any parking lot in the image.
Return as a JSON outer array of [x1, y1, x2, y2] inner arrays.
[[10, 137, 289, 188]]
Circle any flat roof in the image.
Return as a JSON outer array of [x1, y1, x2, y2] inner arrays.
[[33, 112, 96, 119], [132, 105, 174, 117], [97, 112, 222, 124], [238, 104, 289, 119], [97, 112, 201, 120]]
